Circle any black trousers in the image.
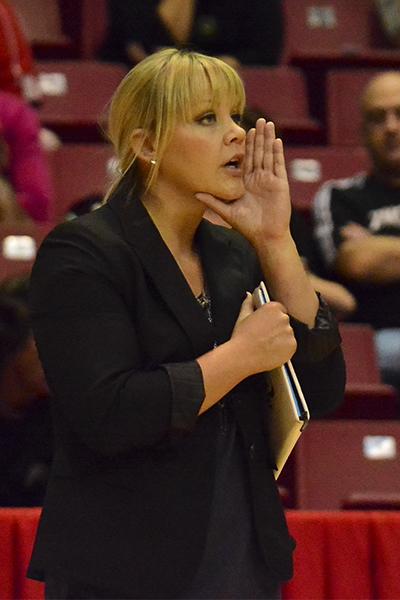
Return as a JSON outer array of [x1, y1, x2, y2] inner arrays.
[[45, 577, 114, 599], [45, 577, 281, 600]]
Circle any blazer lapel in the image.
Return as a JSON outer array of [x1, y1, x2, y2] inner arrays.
[[108, 190, 215, 356]]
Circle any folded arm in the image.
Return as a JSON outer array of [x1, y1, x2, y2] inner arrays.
[[335, 235, 400, 283]]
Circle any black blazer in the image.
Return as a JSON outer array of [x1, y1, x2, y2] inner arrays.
[[28, 188, 345, 598]]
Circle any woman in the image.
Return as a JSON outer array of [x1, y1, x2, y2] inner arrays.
[[28, 48, 345, 599]]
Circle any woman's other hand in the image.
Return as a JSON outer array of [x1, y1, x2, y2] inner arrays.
[[231, 293, 297, 375]]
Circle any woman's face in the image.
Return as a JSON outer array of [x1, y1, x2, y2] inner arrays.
[[154, 96, 246, 202]]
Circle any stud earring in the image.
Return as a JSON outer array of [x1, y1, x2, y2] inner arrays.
[[150, 159, 157, 165]]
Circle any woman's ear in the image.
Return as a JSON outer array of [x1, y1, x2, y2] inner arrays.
[[130, 128, 156, 165]]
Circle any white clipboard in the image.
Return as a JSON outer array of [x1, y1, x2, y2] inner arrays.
[[253, 281, 310, 479]]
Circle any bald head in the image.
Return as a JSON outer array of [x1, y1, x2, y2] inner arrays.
[[361, 71, 400, 115]]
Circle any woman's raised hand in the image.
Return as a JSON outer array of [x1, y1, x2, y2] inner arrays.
[[196, 119, 292, 247]]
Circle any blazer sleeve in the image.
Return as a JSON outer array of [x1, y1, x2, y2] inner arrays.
[[29, 221, 205, 457], [290, 296, 346, 418]]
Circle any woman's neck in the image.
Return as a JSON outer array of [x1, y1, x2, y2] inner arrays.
[[141, 189, 204, 257]]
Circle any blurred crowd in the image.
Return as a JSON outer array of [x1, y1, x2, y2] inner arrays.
[[1, 0, 400, 507]]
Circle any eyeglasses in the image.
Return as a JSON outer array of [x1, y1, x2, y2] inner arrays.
[[364, 106, 400, 127]]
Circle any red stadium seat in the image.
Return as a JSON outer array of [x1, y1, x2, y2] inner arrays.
[[47, 143, 115, 220], [0, 222, 54, 281], [9, 0, 76, 58], [282, 0, 400, 68], [280, 323, 398, 508], [37, 60, 127, 142], [285, 145, 370, 218], [79, 0, 108, 59], [282, 0, 400, 123], [342, 492, 400, 510], [1, 143, 115, 272], [340, 323, 382, 384], [331, 323, 399, 419], [294, 420, 400, 509], [240, 66, 323, 144]]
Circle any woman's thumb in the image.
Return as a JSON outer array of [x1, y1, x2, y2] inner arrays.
[[237, 292, 254, 321]]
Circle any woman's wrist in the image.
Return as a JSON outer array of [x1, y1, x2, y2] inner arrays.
[[197, 337, 254, 389], [196, 338, 255, 414], [252, 229, 294, 259], [225, 336, 257, 379]]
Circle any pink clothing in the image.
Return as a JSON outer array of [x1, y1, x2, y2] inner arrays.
[[0, 92, 54, 222]]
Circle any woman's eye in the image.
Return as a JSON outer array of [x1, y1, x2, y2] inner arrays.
[[198, 113, 216, 125], [232, 114, 242, 125]]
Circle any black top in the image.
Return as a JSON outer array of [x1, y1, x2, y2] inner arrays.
[[176, 291, 279, 598], [313, 173, 400, 328], [100, 0, 284, 66]]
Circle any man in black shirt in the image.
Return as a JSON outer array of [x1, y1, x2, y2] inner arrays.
[[313, 71, 400, 390]]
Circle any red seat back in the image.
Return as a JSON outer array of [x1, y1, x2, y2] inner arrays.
[[48, 143, 115, 220], [0, 222, 54, 281], [339, 322, 382, 384], [285, 145, 370, 217], [241, 66, 309, 120], [283, 0, 379, 62], [37, 60, 127, 141], [240, 66, 322, 144], [79, 0, 108, 59], [295, 420, 400, 509]]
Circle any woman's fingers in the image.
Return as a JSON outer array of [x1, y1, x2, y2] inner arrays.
[[244, 127, 255, 175], [263, 121, 275, 174], [245, 119, 281, 175], [195, 192, 231, 221], [232, 292, 255, 335], [253, 118, 266, 170], [239, 292, 255, 320], [273, 137, 288, 180]]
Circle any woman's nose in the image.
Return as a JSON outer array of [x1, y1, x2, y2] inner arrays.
[[224, 121, 246, 144]]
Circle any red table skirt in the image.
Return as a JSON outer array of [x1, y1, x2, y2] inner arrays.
[[1, 508, 400, 600]]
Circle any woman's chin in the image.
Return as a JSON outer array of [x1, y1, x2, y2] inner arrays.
[[221, 191, 243, 202], [217, 184, 245, 202]]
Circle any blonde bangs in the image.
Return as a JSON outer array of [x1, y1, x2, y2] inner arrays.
[[170, 53, 246, 124]]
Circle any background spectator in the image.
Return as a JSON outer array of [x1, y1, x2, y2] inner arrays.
[[0, 92, 54, 223], [0, 276, 52, 506], [374, 0, 400, 47], [313, 71, 400, 391], [100, 0, 284, 69], [0, 1, 60, 152]]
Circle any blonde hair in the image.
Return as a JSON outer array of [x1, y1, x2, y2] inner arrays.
[[105, 48, 246, 200]]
